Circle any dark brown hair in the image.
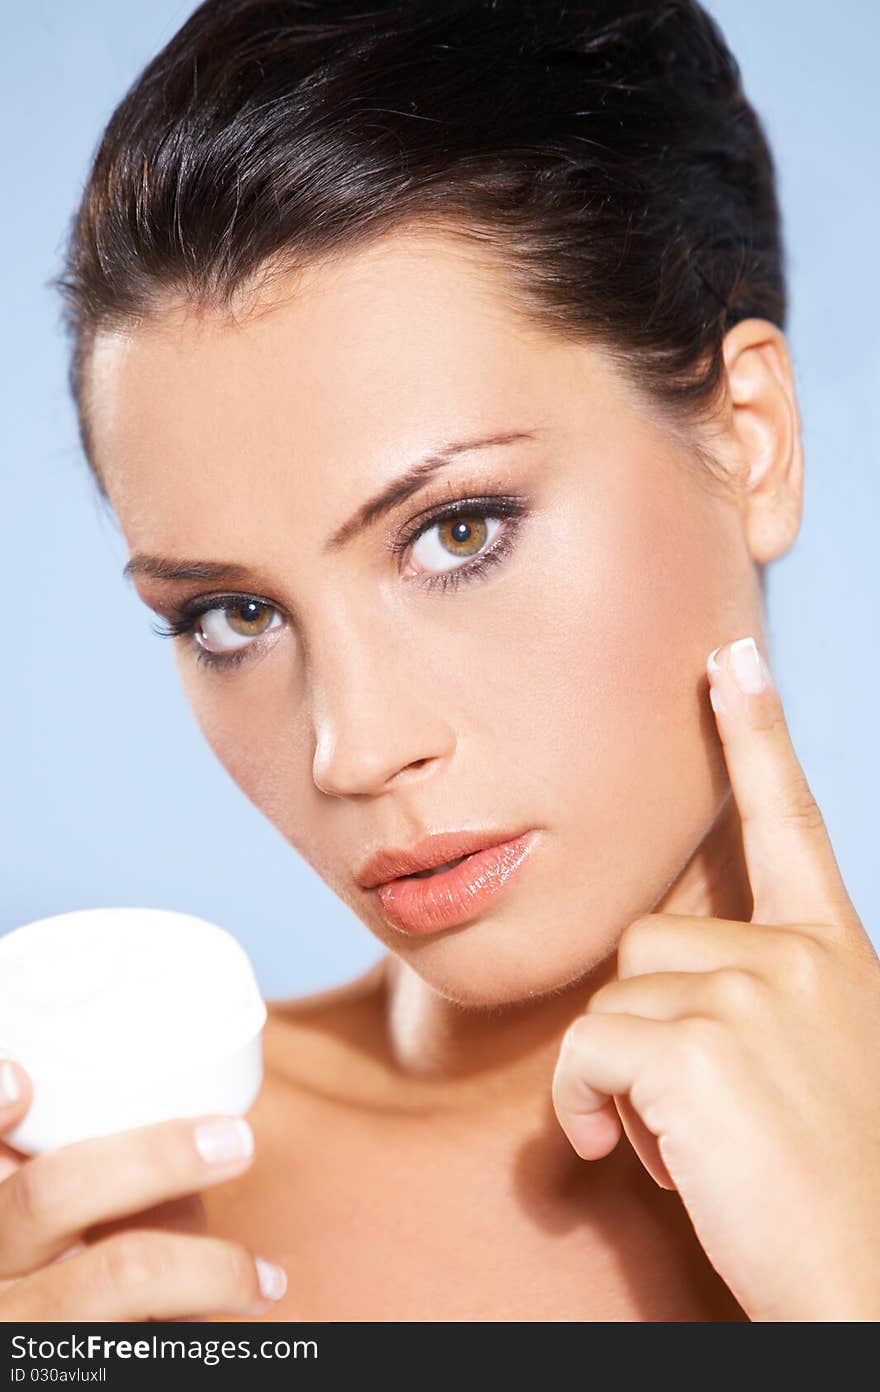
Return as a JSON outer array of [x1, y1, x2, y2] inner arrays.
[[53, 0, 786, 504]]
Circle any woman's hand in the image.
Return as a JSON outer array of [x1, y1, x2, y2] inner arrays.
[[552, 635, 880, 1322], [0, 1063, 287, 1320]]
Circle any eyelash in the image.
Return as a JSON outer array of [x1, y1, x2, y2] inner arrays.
[[150, 490, 529, 673]]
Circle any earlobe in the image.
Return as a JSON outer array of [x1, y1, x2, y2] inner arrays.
[[721, 318, 804, 566]]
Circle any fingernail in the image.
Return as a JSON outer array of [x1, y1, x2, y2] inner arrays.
[[708, 683, 726, 718], [706, 646, 727, 716], [0, 1062, 21, 1105], [729, 635, 770, 695], [255, 1257, 287, 1302], [193, 1117, 254, 1166]]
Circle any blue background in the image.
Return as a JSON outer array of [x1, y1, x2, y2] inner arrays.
[[2, 2, 877, 998]]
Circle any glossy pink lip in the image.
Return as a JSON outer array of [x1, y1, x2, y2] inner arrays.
[[371, 830, 540, 936], [356, 827, 535, 890]]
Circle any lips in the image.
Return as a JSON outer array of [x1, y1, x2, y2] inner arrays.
[[356, 828, 533, 890], [369, 830, 540, 935], [407, 855, 467, 879]]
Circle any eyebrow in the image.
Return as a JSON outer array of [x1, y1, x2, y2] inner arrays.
[[121, 428, 538, 585]]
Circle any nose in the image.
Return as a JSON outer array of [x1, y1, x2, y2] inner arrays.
[[309, 613, 456, 799]]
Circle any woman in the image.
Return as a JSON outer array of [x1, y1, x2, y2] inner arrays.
[[1, 0, 878, 1322]]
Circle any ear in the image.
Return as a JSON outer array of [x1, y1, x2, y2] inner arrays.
[[720, 317, 804, 566]]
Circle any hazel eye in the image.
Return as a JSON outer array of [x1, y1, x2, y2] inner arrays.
[[197, 599, 282, 655], [409, 514, 501, 574]]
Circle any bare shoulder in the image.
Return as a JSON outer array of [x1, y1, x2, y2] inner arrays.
[[260, 954, 392, 1102], [199, 956, 394, 1253], [264, 954, 388, 1038]]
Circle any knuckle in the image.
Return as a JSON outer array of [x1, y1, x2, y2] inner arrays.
[[555, 1018, 592, 1086], [97, 1232, 165, 1297], [220, 1240, 259, 1298], [711, 967, 765, 1016], [560, 1013, 593, 1054], [616, 915, 654, 973], [780, 793, 825, 834], [771, 929, 826, 996], [129, 1120, 185, 1179], [775, 771, 824, 832], [674, 1015, 729, 1077], [585, 983, 615, 1013], [134, 1121, 174, 1167], [751, 700, 787, 735], [10, 1159, 59, 1233]]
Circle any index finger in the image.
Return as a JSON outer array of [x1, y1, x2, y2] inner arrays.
[[706, 635, 852, 929], [0, 1114, 254, 1279]]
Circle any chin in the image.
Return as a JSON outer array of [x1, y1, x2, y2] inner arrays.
[[384, 911, 618, 1011]]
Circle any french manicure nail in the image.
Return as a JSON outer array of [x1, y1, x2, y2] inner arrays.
[[255, 1257, 287, 1302], [193, 1117, 254, 1166], [706, 645, 723, 680], [729, 635, 770, 694], [0, 1062, 21, 1105]]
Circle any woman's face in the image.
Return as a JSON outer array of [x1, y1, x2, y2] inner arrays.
[[86, 227, 764, 1007]]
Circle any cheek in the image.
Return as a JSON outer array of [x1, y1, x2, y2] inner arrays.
[[477, 480, 729, 893], [174, 653, 315, 840]]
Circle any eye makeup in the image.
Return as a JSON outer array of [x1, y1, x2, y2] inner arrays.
[[150, 597, 282, 673], [149, 478, 532, 673]]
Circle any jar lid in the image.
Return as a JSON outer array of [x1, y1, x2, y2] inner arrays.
[[0, 907, 267, 1080]]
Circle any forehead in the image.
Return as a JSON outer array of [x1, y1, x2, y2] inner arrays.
[[83, 227, 651, 561], [88, 229, 556, 481]]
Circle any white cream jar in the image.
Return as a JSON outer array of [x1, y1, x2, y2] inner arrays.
[[0, 907, 266, 1155]]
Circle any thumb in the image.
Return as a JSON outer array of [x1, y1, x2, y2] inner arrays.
[[0, 1059, 34, 1173], [614, 1094, 676, 1190]]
